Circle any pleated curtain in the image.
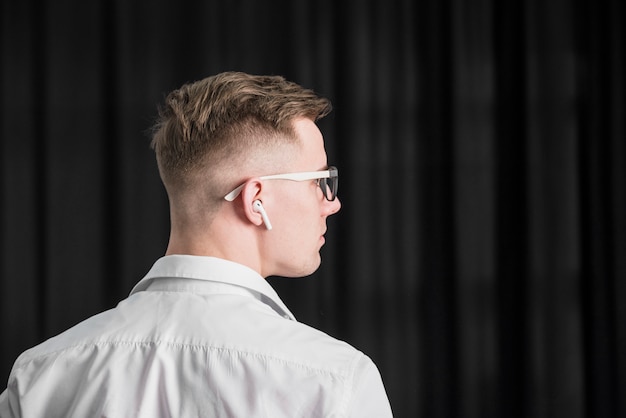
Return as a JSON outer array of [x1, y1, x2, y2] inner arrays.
[[1, 1, 624, 417]]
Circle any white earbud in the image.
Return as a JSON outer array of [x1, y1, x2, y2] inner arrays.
[[252, 200, 272, 230]]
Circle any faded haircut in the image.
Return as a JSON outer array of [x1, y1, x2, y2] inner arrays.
[[150, 72, 332, 198]]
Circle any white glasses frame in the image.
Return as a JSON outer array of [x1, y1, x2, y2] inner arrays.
[[224, 166, 338, 202]]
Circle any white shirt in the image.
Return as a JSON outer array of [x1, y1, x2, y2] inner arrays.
[[0, 255, 392, 417]]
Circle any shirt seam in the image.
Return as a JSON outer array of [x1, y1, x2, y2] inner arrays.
[[13, 339, 357, 379], [338, 351, 363, 416]]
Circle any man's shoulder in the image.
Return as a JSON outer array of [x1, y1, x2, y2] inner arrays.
[[260, 316, 366, 374], [9, 305, 125, 371]]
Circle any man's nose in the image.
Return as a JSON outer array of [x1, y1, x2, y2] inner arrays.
[[325, 196, 341, 215]]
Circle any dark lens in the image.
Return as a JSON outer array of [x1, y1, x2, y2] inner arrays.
[[318, 179, 330, 201], [326, 167, 338, 201], [329, 176, 338, 200], [320, 167, 338, 201], [319, 177, 337, 201]]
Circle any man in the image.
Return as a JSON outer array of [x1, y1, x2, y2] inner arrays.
[[0, 72, 392, 417]]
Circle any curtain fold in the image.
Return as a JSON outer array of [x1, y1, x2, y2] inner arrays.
[[1, 0, 624, 417]]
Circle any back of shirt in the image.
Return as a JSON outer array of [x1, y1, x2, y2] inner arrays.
[[0, 262, 392, 418]]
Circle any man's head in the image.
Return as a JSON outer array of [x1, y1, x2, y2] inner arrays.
[[151, 72, 341, 277]]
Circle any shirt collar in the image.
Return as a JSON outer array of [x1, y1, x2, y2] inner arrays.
[[130, 255, 296, 321]]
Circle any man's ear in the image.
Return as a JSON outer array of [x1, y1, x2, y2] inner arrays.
[[240, 179, 265, 227]]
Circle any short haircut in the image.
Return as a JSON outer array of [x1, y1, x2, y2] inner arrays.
[[151, 72, 332, 200]]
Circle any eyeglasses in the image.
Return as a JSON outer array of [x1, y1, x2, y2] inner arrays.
[[224, 166, 339, 202]]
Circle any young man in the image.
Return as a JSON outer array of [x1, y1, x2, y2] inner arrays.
[[0, 72, 392, 417]]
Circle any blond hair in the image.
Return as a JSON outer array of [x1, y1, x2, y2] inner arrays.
[[151, 72, 332, 202]]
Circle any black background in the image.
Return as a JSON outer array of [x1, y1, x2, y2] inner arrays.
[[1, 1, 625, 417]]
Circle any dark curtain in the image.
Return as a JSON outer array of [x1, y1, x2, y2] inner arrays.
[[1, 0, 624, 417]]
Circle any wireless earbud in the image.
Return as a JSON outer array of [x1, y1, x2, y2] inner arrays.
[[252, 200, 272, 230]]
